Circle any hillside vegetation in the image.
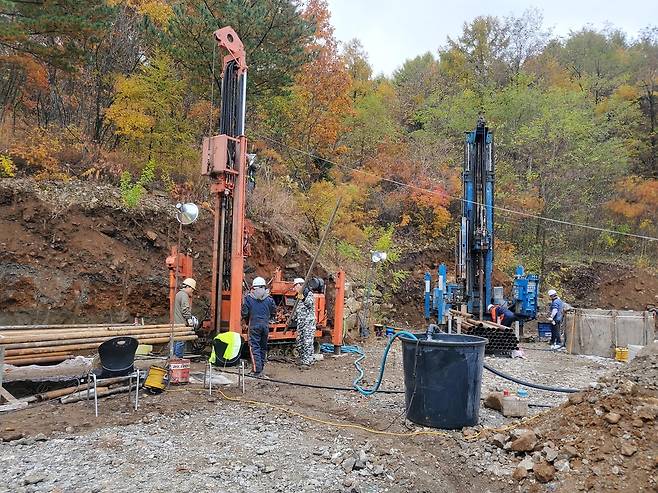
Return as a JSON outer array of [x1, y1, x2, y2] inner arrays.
[[1, 1, 657, 293]]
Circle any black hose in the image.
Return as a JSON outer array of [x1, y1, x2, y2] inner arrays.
[[220, 368, 405, 394], [221, 367, 566, 403], [483, 363, 580, 393]]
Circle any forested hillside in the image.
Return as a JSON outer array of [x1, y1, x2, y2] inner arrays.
[[1, 1, 656, 290]]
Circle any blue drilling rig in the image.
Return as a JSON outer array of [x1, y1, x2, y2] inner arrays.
[[424, 117, 539, 330]]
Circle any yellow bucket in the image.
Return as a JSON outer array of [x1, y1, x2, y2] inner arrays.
[[615, 347, 629, 362], [144, 365, 167, 392]]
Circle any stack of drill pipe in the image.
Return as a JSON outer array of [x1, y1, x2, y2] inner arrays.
[[0, 323, 196, 366], [449, 310, 520, 355]]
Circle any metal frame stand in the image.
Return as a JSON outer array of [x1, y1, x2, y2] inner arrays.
[[87, 369, 140, 417]]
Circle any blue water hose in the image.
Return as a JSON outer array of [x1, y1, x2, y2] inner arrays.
[[352, 331, 418, 396]]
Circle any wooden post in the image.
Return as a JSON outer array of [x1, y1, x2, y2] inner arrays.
[[0, 346, 27, 411], [567, 312, 576, 354]]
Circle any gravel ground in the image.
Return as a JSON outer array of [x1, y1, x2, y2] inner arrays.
[[1, 405, 378, 493], [0, 341, 624, 493]]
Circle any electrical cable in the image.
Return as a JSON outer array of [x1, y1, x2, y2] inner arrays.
[[218, 366, 556, 407], [251, 132, 658, 242], [211, 388, 552, 440], [483, 363, 579, 393], [219, 367, 405, 394]]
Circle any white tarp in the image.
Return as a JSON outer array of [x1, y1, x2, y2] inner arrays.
[[565, 309, 655, 358]]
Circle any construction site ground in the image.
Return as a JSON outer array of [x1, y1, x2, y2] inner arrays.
[[2, 179, 657, 492], [3, 339, 652, 493]]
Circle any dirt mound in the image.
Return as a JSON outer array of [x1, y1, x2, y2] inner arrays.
[[491, 342, 658, 492], [0, 178, 322, 326], [558, 261, 658, 311]]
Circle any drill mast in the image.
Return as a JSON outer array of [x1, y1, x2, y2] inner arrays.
[[201, 27, 248, 334]]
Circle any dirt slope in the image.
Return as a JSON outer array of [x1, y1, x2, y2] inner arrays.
[[557, 261, 658, 311], [0, 179, 321, 326]]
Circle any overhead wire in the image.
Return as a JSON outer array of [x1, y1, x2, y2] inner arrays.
[[251, 132, 658, 243]]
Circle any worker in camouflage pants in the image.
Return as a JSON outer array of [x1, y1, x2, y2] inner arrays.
[[293, 278, 316, 369]]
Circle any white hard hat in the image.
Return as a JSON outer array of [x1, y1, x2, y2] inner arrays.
[[182, 278, 196, 291], [487, 304, 494, 311], [293, 278, 305, 285], [548, 289, 557, 297], [252, 276, 267, 288]]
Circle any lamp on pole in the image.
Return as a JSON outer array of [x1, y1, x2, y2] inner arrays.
[[359, 250, 387, 338], [169, 202, 199, 359]]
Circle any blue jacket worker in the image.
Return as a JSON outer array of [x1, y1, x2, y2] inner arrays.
[[547, 289, 564, 349], [241, 276, 276, 378]]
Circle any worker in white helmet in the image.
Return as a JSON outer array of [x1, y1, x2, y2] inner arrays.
[[547, 289, 565, 350], [173, 278, 198, 357], [241, 276, 276, 377]]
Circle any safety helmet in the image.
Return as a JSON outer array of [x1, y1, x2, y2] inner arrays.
[[548, 289, 557, 297], [487, 304, 494, 311], [182, 278, 196, 291], [252, 276, 267, 288], [293, 277, 305, 285]]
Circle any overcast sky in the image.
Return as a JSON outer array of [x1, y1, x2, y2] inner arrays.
[[326, 0, 658, 76]]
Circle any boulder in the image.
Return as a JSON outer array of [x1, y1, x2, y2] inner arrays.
[[621, 444, 637, 457], [518, 456, 534, 471], [345, 298, 362, 314], [512, 467, 528, 481], [342, 457, 356, 473], [543, 447, 559, 462], [491, 433, 508, 448], [510, 431, 538, 453], [533, 461, 556, 483], [484, 392, 504, 411], [604, 412, 622, 425], [562, 445, 579, 458], [554, 459, 570, 472]]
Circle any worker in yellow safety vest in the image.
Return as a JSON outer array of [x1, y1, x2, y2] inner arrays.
[[209, 331, 242, 367]]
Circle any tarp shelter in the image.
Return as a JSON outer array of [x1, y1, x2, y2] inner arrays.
[[565, 309, 655, 358]]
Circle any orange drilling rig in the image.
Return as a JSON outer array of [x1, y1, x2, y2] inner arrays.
[[169, 26, 344, 357]]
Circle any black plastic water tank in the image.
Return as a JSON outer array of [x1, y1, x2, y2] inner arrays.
[[401, 333, 487, 429]]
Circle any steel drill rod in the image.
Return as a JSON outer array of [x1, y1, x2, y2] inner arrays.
[[5, 335, 197, 357], [285, 197, 342, 328], [0, 326, 188, 344], [0, 323, 139, 331]]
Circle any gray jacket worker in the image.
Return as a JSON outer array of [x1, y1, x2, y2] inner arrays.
[[173, 278, 197, 357]]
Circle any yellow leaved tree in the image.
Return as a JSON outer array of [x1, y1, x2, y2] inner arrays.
[[105, 53, 198, 176]]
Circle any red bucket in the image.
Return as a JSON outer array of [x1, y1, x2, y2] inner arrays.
[[168, 358, 190, 385]]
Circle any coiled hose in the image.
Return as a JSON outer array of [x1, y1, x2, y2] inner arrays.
[[328, 336, 581, 395], [352, 331, 418, 396]]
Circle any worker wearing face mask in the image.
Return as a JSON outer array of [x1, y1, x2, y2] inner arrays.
[[293, 277, 316, 370], [241, 277, 276, 378]]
